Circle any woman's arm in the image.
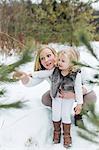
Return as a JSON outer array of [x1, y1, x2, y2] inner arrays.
[[21, 75, 44, 87], [13, 71, 44, 87], [24, 69, 54, 87], [33, 68, 54, 78], [57, 90, 75, 99]]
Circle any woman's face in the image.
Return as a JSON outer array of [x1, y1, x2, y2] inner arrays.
[[40, 48, 56, 70]]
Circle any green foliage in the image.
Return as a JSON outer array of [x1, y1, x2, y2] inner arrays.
[[80, 34, 99, 60], [80, 34, 99, 86], [0, 49, 33, 82], [77, 33, 99, 145], [77, 104, 99, 144], [0, 45, 33, 109], [0, 100, 27, 109], [0, 0, 98, 46], [0, 89, 6, 97], [31, 0, 96, 45], [74, 33, 99, 86]]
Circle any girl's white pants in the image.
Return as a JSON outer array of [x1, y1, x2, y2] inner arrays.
[[52, 98, 74, 124]]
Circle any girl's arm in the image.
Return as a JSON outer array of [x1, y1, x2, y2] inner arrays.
[[74, 72, 83, 104], [81, 68, 94, 93], [74, 72, 83, 115]]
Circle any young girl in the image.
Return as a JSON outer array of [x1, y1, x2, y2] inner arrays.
[[13, 46, 96, 126], [51, 48, 83, 148]]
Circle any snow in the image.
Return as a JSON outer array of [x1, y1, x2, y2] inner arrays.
[[0, 42, 99, 150]]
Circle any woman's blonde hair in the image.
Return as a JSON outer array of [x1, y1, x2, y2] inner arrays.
[[58, 47, 80, 73], [34, 46, 57, 71]]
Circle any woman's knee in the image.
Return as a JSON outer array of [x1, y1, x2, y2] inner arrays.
[[83, 90, 97, 109], [83, 90, 97, 104], [42, 91, 52, 107]]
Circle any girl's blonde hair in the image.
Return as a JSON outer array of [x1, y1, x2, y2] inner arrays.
[[34, 46, 57, 71], [58, 47, 80, 73]]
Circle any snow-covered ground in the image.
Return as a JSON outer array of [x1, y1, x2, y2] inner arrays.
[[0, 42, 99, 150]]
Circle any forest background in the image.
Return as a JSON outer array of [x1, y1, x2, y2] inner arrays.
[[0, 0, 99, 55]]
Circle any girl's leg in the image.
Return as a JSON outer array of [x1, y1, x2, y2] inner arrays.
[[52, 98, 62, 123], [62, 99, 74, 148], [62, 99, 74, 124], [42, 90, 52, 107], [52, 98, 62, 144]]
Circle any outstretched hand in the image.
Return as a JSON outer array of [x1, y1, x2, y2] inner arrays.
[[13, 70, 30, 84], [13, 71, 27, 80]]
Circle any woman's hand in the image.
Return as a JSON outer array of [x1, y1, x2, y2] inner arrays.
[[13, 71, 30, 84], [13, 71, 27, 79], [74, 104, 82, 115], [58, 89, 75, 99]]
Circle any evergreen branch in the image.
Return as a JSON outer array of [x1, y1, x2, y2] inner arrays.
[[78, 131, 99, 144], [94, 73, 99, 79], [85, 113, 99, 127], [0, 77, 16, 83], [0, 49, 33, 82], [0, 100, 26, 109], [87, 107, 99, 125], [77, 120, 98, 137], [0, 89, 6, 97], [91, 0, 99, 4], [7, 49, 33, 72], [82, 104, 99, 127], [78, 104, 99, 144], [72, 61, 97, 70], [80, 34, 99, 61], [88, 80, 99, 86]]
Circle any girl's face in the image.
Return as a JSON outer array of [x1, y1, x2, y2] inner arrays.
[[58, 53, 70, 71], [40, 48, 56, 70]]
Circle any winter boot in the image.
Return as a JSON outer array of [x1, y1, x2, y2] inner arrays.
[[53, 121, 61, 144], [74, 114, 83, 126], [62, 123, 72, 148]]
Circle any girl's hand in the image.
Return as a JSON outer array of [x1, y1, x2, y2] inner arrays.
[[58, 89, 75, 99], [74, 104, 82, 115]]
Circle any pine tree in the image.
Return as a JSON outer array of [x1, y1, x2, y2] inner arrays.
[[31, 0, 97, 45], [76, 34, 99, 145]]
